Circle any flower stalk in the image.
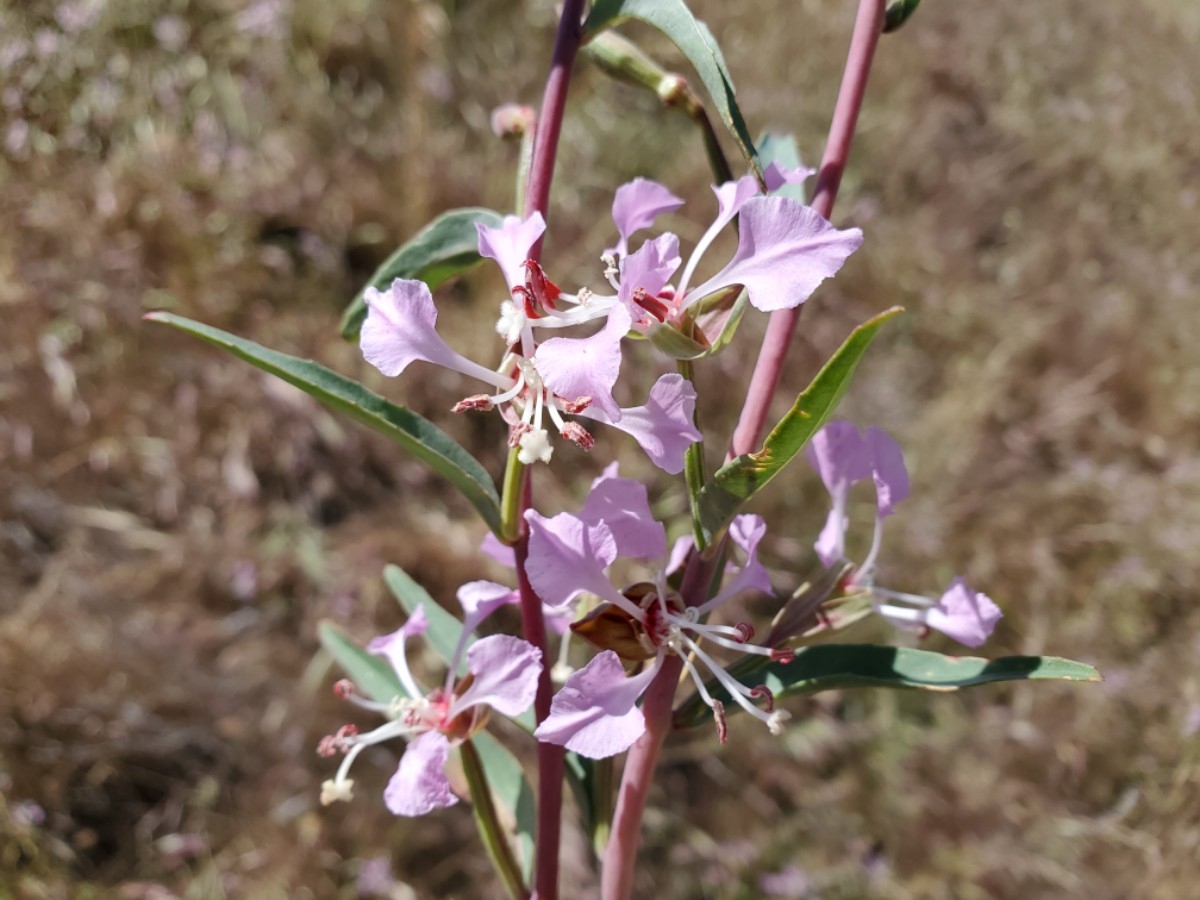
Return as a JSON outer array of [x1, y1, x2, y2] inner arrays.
[[730, 0, 888, 457], [461, 738, 530, 900]]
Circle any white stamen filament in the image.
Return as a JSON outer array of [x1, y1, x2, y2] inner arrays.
[[679, 633, 778, 729], [545, 400, 568, 434], [487, 369, 527, 406], [872, 588, 935, 607], [858, 513, 886, 582]]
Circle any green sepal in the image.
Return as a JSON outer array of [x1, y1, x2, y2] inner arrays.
[[696, 307, 903, 543], [339, 207, 505, 340], [673, 644, 1102, 728], [584, 0, 764, 186], [145, 313, 503, 535]]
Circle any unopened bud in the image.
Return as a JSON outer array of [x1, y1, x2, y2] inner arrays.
[[490, 103, 536, 138]]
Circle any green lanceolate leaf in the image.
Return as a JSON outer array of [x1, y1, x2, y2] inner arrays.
[[318, 620, 406, 702], [145, 313, 503, 534], [696, 306, 903, 543], [383, 564, 470, 677], [472, 733, 537, 883], [673, 644, 1102, 728], [584, 0, 764, 185], [339, 208, 505, 340]]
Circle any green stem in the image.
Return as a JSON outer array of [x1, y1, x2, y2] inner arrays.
[[461, 739, 530, 900], [590, 756, 615, 859], [500, 449, 527, 544], [678, 358, 708, 550]]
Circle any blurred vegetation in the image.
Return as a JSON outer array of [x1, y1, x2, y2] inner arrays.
[[2, 0, 1198, 897]]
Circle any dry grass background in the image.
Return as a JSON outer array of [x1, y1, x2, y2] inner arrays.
[[2, 0, 1199, 897]]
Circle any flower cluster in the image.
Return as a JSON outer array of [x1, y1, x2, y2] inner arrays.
[[359, 170, 861, 472], [524, 466, 791, 757]]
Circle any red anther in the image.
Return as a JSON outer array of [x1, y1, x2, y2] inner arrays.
[[316, 735, 339, 758], [770, 647, 796, 665], [657, 285, 676, 302], [631, 286, 670, 322], [733, 622, 755, 644], [335, 724, 360, 745], [333, 679, 356, 700], [559, 395, 592, 414], [712, 700, 728, 745], [508, 422, 532, 448], [643, 601, 669, 648], [523, 260, 561, 310], [561, 422, 595, 450], [452, 394, 495, 413], [749, 685, 776, 712], [512, 285, 539, 319]]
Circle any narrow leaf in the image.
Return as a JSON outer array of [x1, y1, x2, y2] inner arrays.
[[146, 313, 503, 534], [473, 732, 537, 882], [673, 644, 1102, 728], [318, 620, 405, 702], [584, 0, 763, 184], [697, 307, 903, 542], [340, 208, 505, 339]]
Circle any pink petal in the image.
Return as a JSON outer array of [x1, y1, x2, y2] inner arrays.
[[384, 731, 458, 816], [533, 651, 659, 758], [480, 532, 517, 568], [477, 213, 546, 292], [763, 161, 816, 192], [453, 634, 542, 718], [666, 535, 694, 575], [361, 279, 508, 387], [617, 234, 682, 327], [456, 580, 520, 637], [686, 197, 863, 313], [925, 578, 1002, 648], [814, 508, 846, 568], [726, 514, 773, 595], [524, 511, 626, 611], [866, 426, 909, 518], [807, 421, 871, 497], [611, 178, 684, 255], [700, 515, 772, 613], [534, 303, 632, 422], [367, 607, 429, 698], [580, 464, 667, 560], [580, 374, 701, 474]]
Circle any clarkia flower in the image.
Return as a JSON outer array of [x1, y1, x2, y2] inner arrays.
[[319, 588, 541, 816], [524, 468, 789, 758], [520, 164, 862, 337], [808, 421, 1002, 647], [359, 208, 701, 471]]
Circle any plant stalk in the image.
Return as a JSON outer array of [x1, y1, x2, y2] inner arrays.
[[461, 739, 530, 900], [729, 0, 887, 458], [600, 549, 722, 898], [515, 2, 587, 897]]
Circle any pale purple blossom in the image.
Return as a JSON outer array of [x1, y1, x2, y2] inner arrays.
[[320, 589, 541, 817], [808, 421, 1000, 647], [526, 470, 787, 758]]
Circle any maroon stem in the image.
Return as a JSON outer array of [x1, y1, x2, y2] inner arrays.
[[524, 0, 586, 232], [513, 498, 565, 900], [515, 3, 587, 898], [729, 0, 886, 458], [601, 552, 720, 898]]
